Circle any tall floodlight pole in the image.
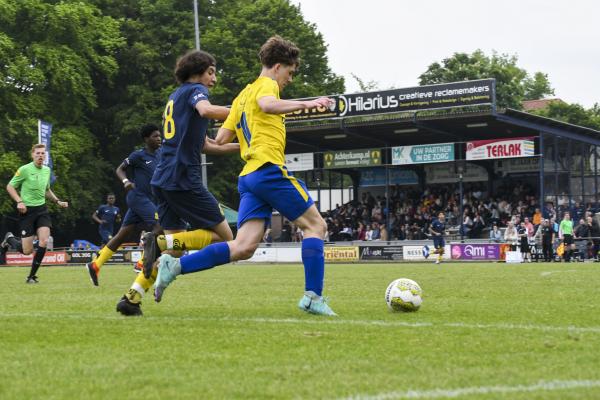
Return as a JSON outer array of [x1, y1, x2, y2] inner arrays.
[[194, 0, 208, 187]]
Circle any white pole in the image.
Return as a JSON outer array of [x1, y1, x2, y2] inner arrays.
[[193, 0, 208, 188]]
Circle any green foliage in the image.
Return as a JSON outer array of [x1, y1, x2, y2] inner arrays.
[[0, 0, 123, 230], [419, 50, 554, 109], [1, 0, 343, 240], [532, 101, 600, 131]]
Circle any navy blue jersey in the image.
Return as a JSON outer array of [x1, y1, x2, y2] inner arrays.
[[431, 219, 445, 235], [96, 204, 120, 230], [124, 148, 159, 199], [151, 83, 210, 191]]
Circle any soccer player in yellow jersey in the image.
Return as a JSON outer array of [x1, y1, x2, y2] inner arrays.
[[153, 36, 337, 315]]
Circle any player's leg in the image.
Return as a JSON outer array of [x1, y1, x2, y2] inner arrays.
[[26, 226, 50, 283], [260, 165, 335, 316], [87, 223, 137, 286], [152, 182, 272, 302]]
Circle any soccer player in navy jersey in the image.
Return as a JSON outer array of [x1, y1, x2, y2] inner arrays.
[[153, 36, 337, 316], [116, 50, 239, 316], [86, 124, 162, 286], [428, 212, 446, 264], [92, 193, 120, 246]]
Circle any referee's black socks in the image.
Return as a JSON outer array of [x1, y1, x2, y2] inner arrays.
[[29, 246, 46, 278]]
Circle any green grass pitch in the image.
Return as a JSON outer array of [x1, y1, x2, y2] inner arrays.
[[1, 262, 600, 399]]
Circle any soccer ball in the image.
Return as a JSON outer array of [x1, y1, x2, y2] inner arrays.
[[385, 278, 423, 312]]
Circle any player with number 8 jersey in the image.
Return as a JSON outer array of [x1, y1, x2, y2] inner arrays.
[[115, 50, 239, 316]]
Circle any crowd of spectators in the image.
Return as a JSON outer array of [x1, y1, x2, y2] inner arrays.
[[316, 182, 600, 244]]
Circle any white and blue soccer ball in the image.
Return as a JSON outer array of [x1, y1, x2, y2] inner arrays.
[[385, 278, 423, 312]]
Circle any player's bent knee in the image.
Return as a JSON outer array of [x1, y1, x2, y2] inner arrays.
[[234, 242, 259, 260]]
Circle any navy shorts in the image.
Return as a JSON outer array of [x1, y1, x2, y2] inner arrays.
[[432, 236, 445, 249], [237, 163, 314, 229], [122, 194, 158, 228], [99, 228, 113, 244], [152, 185, 224, 230]]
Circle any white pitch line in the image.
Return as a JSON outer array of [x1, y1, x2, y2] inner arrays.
[[540, 269, 578, 277], [1, 311, 600, 334], [340, 379, 600, 400]]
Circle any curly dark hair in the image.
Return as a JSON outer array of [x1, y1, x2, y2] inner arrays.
[[259, 35, 300, 68], [139, 124, 160, 140], [174, 50, 216, 84]]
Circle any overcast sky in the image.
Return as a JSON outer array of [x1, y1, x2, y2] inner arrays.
[[291, 0, 599, 108]]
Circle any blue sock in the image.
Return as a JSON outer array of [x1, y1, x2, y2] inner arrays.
[[301, 238, 324, 296], [180, 242, 230, 274]]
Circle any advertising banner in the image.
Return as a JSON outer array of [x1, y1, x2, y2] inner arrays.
[[38, 120, 56, 184], [450, 244, 500, 260], [392, 143, 454, 165], [359, 246, 403, 261], [324, 149, 381, 169], [6, 251, 67, 266], [403, 245, 451, 261], [466, 137, 535, 160], [324, 246, 359, 262], [425, 162, 488, 183], [283, 79, 495, 122], [337, 79, 495, 118], [360, 167, 419, 187], [285, 153, 314, 172]]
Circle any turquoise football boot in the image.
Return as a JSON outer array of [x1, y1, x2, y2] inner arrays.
[[298, 291, 337, 316], [154, 254, 181, 302]]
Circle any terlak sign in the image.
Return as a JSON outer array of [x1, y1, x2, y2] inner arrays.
[[450, 244, 500, 260], [466, 137, 535, 160]]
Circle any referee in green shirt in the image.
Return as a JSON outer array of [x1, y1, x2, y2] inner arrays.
[[2, 144, 68, 283], [559, 211, 575, 262]]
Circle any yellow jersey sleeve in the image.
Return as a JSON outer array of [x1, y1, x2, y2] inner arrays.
[[222, 102, 237, 131]]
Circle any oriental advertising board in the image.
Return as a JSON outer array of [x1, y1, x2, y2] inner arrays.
[[466, 137, 535, 160]]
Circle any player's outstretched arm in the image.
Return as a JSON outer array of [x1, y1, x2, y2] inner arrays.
[[214, 127, 236, 145], [258, 96, 333, 115], [203, 138, 239, 155], [196, 101, 230, 121]]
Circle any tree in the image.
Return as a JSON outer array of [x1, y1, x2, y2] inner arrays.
[[532, 101, 600, 131], [0, 0, 123, 240], [418, 50, 554, 109]]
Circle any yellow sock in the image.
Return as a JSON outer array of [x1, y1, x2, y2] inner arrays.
[[94, 247, 115, 270], [157, 229, 213, 251], [126, 265, 158, 303]]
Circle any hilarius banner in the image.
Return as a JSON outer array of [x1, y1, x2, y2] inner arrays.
[[282, 79, 496, 122], [324, 149, 382, 169]]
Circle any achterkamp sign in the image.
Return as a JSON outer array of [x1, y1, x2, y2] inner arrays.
[[324, 149, 382, 169]]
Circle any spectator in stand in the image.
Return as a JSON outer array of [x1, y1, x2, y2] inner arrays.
[[588, 215, 600, 260], [518, 221, 532, 262], [356, 222, 366, 241], [472, 212, 485, 238], [533, 208, 542, 227], [379, 224, 389, 241], [574, 218, 590, 260], [504, 222, 518, 251], [489, 224, 502, 242], [371, 222, 381, 240], [279, 222, 292, 242], [461, 210, 473, 238], [365, 224, 374, 241]]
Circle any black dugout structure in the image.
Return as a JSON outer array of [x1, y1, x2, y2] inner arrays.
[[278, 79, 600, 222]]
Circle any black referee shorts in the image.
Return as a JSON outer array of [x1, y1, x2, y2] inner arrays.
[[18, 205, 52, 237]]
